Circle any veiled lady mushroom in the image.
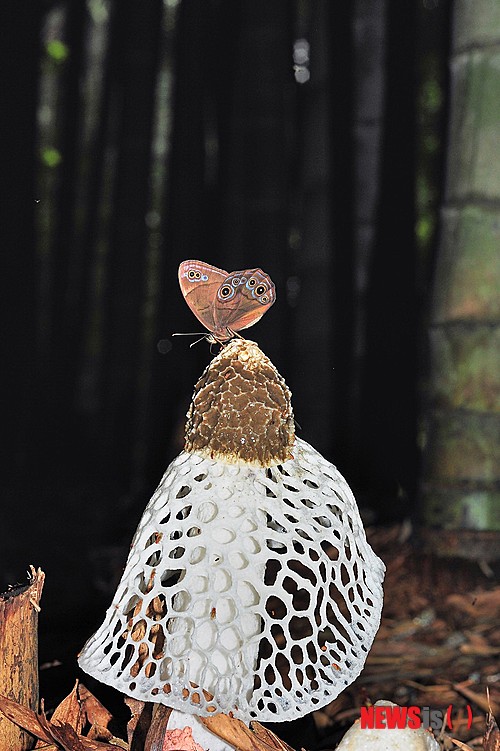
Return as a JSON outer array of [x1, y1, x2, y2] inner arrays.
[[79, 339, 384, 728]]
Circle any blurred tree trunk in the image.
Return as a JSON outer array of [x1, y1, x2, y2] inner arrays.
[[347, 0, 386, 476], [0, 2, 40, 480], [47, 0, 87, 447], [359, 0, 418, 518], [218, 0, 292, 368], [100, 0, 163, 493], [329, 3, 355, 469], [146, 0, 210, 485], [292, 0, 344, 457], [420, 0, 500, 559]]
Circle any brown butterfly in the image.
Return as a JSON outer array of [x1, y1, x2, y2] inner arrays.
[[178, 260, 275, 343]]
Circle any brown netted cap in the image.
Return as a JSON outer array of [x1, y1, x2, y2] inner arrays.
[[184, 338, 294, 466]]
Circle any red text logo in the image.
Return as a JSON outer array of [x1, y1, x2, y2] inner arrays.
[[360, 704, 473, 731]]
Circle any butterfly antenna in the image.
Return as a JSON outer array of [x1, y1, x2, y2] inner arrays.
[[189, 335, 210, 348], [172, 331, 205, 337]]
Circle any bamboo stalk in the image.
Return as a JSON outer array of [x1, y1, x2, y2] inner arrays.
[[0, 566, 44, 751]]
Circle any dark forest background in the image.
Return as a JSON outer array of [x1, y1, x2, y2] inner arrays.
[[1, 0, 452, 697]]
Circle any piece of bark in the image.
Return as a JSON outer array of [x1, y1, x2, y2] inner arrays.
[[144, 704, 172, 751], [0, 566, 45, 751]]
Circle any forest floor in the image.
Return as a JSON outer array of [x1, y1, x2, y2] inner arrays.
[[313, 524, 500, 750], [5, 524, 499, 750]]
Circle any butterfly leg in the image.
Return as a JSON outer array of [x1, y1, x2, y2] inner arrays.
[[226, 327, 244, 340]]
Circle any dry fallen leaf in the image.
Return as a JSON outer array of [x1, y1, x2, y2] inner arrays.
[[251, 722, 296, 751], [201, 713, 296, 751], [0, 695, 53, 744], [87, 723, 113, 742], [125, 696, 150, 750], [0, 695, 117, 751], [79, 684, 113, 730], [43, 721, 88, 751], [35, 680, 84, 747]]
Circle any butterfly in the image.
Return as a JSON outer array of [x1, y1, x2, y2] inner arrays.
[[178, 260, 276, 343]]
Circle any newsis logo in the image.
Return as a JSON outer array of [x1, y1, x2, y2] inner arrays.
[[360, 704, 473, 731]]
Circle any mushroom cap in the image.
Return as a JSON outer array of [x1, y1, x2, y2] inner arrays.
[[185, 338, 294, 466], [78, 437, 384, 722]]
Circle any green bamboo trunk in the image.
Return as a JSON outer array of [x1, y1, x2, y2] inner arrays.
[[420, 0, 500, 559]]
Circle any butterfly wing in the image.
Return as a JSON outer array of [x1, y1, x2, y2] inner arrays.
[[178, 260, 228, 333], [213, 268, 276, 333]]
